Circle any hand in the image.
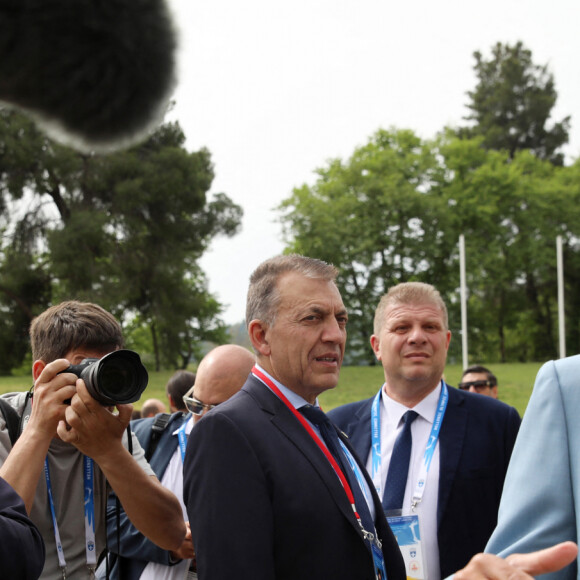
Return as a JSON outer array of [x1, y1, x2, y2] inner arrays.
[[170, 522, 195, 561], [56, 379, 132, 460], [29, 358, 78, 440], [454, 542, 578, 579]]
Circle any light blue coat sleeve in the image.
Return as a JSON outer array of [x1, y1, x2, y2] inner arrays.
[[485, 357, 579, 580]]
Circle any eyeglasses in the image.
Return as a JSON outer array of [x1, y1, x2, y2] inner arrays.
[[182, 392, 219, 415], [458, 379, 495, 392]]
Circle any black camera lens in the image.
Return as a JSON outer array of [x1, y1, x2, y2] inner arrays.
[[84, 350, 148, 405], [62, 350, 148, 406]]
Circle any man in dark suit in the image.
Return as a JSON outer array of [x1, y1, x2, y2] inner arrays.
[[328, 282, 521, 580], [183, 254, 406, 580]]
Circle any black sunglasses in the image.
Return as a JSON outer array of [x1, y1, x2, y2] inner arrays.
[[458, 379, 494, 391]]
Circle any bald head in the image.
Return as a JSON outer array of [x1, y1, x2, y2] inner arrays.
[[191, 345, 255, 423], [141, 398, 167, 417]]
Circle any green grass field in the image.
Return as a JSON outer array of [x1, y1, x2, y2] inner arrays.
[[0, 361, 544, 417], [320, 362, 544, 416]]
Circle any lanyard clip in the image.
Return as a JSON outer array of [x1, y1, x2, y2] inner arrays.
[[357, 516, 378, 546]]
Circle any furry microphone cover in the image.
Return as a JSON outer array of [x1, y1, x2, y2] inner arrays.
[[0, 0, 177, 152]]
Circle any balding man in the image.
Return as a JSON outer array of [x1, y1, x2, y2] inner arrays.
[[183, 345, 256, 424], [101, 345, 255, 580], [140, 398, 168, 418]]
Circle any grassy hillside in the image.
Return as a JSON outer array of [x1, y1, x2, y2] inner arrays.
[[0, 361, 545, 417]]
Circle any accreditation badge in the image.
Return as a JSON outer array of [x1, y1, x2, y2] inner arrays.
[[371, 541, 387, 580], [386, 513, 425, 580]]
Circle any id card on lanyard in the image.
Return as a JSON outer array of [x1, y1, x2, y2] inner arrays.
[[370, 381, 448, 580]]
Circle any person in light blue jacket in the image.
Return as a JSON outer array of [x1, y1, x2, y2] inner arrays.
[[485, 355, 580, 579]]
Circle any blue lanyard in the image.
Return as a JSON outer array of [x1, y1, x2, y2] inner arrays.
[[177, 419, 189, 463], [338, 439, 376, 514], [45, 454, 97, 578], [370, 381, 449, 508]]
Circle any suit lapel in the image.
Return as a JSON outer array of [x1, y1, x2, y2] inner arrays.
[[244, 377, 368, 542], [437, 385, 467, 527], [344, 399, 374, 463]]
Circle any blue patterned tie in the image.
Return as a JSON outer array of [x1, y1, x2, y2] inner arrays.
[[382, 410, 418, 512]]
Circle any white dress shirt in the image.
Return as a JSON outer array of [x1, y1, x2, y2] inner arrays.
[[367, 384, 442, 580]]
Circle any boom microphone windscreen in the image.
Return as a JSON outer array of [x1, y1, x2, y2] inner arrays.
[[0, 0, 177, 152]]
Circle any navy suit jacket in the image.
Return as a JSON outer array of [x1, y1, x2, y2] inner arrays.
[[183, 375, 406, 580], [102, 411, 189, 580], [328, 384, 521, 578], [0, 476, 45, 579]]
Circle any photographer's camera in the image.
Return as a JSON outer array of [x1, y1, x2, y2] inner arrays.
[[61, 349, 148, 405]]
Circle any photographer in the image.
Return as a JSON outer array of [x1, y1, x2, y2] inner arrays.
[[0, 301, 185, 579]]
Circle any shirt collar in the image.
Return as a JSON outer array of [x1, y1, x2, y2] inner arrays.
[[172, 414, 194, 436], [381, 381, 442, 426], [254, 364, 318, 410]]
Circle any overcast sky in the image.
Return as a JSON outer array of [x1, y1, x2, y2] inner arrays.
[[165, 0, 580, 325]]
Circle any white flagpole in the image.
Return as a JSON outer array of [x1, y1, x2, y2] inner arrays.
[[557, 235, 566, 359], [459, 235, 468, 369]]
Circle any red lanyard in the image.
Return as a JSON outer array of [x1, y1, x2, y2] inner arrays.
[[251, 366, 361, 521]]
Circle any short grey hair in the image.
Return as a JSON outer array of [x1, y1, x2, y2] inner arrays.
[[373, 282, 448, 335], [246, 254, 338, 328]]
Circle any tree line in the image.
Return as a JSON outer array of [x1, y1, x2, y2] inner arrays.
[[278, 42, 580, 365], [0, 41, 575, 372], [0, 113, 242, 373]]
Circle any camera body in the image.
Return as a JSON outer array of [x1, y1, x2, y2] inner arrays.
[[63, 349, 148, 406]]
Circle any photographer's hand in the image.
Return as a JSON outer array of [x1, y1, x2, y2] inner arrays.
[[0, 358, 77, 513], [31, 359, 79, 438], [57, 381, 186, 551], [57, 379, 131, 457]]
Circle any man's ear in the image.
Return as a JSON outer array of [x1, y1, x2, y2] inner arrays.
[[370, 335, 382, 361], [248, 320, 271, 357], [32, 360, 46, 382]]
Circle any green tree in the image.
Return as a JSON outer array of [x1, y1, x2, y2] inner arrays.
[[278, 128, 456, 364], [0, 109, 242, 372], [278, 126, 580, 364], [462, 41, 570, 165], [437, 132, 580, 362], [553, 158, 580, 355]]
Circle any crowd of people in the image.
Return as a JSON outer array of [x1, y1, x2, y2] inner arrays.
[[0, 253, 577, 580]]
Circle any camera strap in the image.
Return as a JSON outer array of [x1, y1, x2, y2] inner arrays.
[[146, 413, 171, 461]]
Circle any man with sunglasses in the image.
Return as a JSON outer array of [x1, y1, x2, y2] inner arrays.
[[101, 344, 255, 580], [459, 366, 498, 399]]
